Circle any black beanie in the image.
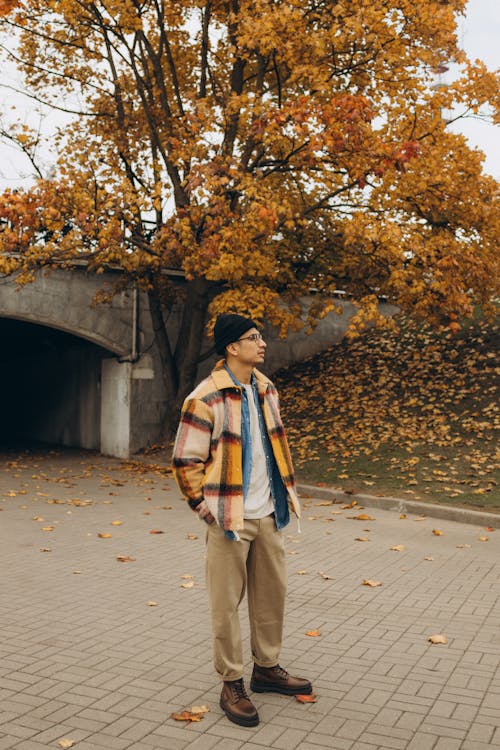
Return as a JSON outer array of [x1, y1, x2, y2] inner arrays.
[[214, 313, 258, 355]]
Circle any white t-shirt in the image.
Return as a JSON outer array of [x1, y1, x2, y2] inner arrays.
[[243, 384, 275, 519]]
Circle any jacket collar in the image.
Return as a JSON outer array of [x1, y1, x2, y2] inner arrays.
[[211, 358, 271, 394]]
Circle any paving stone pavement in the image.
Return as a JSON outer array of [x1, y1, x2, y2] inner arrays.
[[1, 448, 499, 750]]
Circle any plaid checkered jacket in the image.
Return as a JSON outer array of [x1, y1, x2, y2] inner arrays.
[[172, 359, 301, 533]]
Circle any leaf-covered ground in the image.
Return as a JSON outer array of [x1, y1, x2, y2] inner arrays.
[[276, 316, 499, 511]]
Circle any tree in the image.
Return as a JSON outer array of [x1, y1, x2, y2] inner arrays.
[[0, 0, 498, 434]]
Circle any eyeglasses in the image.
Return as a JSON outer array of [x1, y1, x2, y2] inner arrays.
[[237, 333, 264, 343]]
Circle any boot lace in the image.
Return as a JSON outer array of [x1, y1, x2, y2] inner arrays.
[[273, 665, 289, 679], [231, 678, 250, 701]]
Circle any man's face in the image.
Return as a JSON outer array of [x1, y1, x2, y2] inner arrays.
[[233, 327, 267, 365]]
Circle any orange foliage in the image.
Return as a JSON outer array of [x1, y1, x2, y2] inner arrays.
[[0, 1, 498, 417]]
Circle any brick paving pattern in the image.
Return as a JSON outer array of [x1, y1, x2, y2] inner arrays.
[[0, 449, 499, 749]]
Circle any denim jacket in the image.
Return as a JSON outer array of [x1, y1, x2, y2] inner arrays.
[[224, 364, 290, 540]]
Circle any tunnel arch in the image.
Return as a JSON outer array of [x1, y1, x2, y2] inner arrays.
[[0, 267, 134, 357], [1, 311, 126, 355]]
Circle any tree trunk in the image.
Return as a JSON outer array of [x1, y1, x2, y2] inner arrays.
[[148, 278, 212, 440]]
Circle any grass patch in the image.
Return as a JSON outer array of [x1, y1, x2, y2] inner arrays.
[[276, 315, 499, 512]]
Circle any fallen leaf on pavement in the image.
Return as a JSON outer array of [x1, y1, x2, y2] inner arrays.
[[362, 580, 382, 587], [318, 571, 334, 580], [98, 533, 112, 539], [355, 537, 370, 542], [400, 514, 407, 519], [424, 556, 434, 561], [57, 740, 75, 749], [456, 544, 471, 549], [478, 536, 489, 542], [181, 581, 194, 589], [187, 533, 198, 540], [42, 526, 55, 531], [348, 514, 375, 521], [171, 710, 202, 722], [40, 548, 51, 552], [295, 694, 317, 703], [111, 520, 122, 526], [428, 634, 448, 645], [305, 629, 321, 637], [116, 556, 136, 563], [296, 570, 308, 575], [147, 601, 158, 606], [432, 529, 443, 536], [150, 529, 165, 534], [390, 545, 405, 552], [190, 705, 209, 714]]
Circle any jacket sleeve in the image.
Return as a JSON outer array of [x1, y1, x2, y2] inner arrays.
[[172, 397, 213, 511]]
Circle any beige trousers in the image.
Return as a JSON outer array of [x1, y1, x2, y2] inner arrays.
[[206, 514, 287, 681]]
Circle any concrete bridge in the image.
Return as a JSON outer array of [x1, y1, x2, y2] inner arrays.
[[0, 266, 394, 457]]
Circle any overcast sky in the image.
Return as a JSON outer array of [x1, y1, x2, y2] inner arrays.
[[0, 0, 498, 190]]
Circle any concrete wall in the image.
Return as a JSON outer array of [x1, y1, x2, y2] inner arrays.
[[0, 267, 135, 355], [196, 297, 399, 378], [0, 267, 398, 457]]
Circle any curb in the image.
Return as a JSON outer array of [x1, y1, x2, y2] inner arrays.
[[297, 482, 500, 529]]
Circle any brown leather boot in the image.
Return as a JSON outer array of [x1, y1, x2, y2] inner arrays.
[[220, 678, 259, 727], [250, 664, 313, 695]]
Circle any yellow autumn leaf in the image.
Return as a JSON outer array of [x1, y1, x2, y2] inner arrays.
[[190, 705, 209, 714], [171, 710, 202, 722], [362, 580, 382, 587], [428, 634, 448, 645]]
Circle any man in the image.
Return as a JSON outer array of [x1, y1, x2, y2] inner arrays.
[[172, 313, 312, 727]]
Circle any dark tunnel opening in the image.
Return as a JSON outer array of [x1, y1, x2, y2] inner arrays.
[[0, 318, 114, 451]]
